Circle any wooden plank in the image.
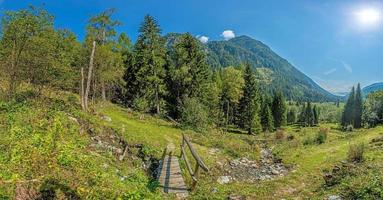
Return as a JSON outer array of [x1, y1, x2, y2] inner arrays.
[[157, 155, 188, 197]]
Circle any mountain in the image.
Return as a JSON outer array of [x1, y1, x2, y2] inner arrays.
[[165, 33, 340, 102], [363, 82, 383, 96]]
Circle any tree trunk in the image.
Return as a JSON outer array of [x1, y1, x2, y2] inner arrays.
[[84, 41, 96, 111], [101, 81, 106, 101], [80, 67, 85, 110]]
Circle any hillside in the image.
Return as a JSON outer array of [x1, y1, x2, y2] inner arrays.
[[166, 33, 340, 102], [363, 82, 383, 96], [1, 91, 382, 199]]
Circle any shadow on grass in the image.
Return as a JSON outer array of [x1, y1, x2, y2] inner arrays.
[[38, 178, 80, 200]]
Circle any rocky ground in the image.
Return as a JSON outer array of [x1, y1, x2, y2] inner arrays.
[[217, 145, 289, 184]]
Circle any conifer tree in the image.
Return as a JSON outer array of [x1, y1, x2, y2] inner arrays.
[[167, 33, 211, 118], [238, 63, 261, 134], [133, 15, 167, 114], [298, 103, 306, 127], [305, 101, 314, 127], [261, 97, 274, 132], [341, 86, 355, 127], [313, 105, 319, 125], [354, 83, 363, 128], [287, 109, 296, 125], [272, 90, 287, 128]]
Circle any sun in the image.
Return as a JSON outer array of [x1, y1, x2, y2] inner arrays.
[[354, 7, 382, 29]]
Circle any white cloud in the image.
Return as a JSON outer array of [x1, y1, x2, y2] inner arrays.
[[221, 30, 235, 40], [197, 35, 209, 44], [324, 68, 337, 75], [329, 58, 353, 73], [340, 60, 353, 73]]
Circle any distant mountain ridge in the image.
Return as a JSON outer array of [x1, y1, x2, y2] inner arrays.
[[363, 82, 383, 96], [165, 33, 340, 102]]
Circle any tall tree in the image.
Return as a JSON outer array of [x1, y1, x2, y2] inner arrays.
[[261, 97, 274, 132], [219, 67, 244, 126], [313, 105, 319, 125], [305, 101, 314, 127], [167, 33, 210, 118], [341, 86, 355, 127], [354, 83, 363, 128], [238, 63, 261, 134], [0, 7, 52, 98], [287, 109, 296, 125], [86, 9, 122, 102], [133, 15, 167, 114], [272, 90, 287, 128]]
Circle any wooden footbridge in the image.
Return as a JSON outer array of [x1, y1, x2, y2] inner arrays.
[[157, 133, 209, 197]]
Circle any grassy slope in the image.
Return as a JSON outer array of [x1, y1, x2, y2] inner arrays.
[[1, 92, 382, 199]]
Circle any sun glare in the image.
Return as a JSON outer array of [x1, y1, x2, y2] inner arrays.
[[354, 7, 382, 29]]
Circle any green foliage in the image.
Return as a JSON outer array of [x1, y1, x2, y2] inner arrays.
[[129, 15, 167, 114], [261, 97, 274, 132], [204, 35, 338, 102], [272, 90, 287, 128], [167, 33, 211, 118], [179, 97, 209, 132], [342, 84, 363, 129], [348, 143, 365, 163], [237, 63, 261, 134], [315, 127, 328, 144], [341, 173, 383, 200], [363, 91, 383, 128]]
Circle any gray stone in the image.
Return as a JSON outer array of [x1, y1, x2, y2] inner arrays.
[[328, 195, 342, 200], [217, 176, 232, 184], [101, 115, 112, 122]]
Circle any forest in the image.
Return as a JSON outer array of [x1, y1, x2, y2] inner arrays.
[[1, 6, 383, 200]]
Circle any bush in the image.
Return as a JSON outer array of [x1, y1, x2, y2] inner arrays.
[[275, 129, 285, 140], [132, 97, 149, 113], [348, 143, 365, 163], [179, 97, 209, 132], [316, 127, 329, 144]]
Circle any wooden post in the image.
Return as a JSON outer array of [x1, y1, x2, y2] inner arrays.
[[191, 164, 200, 191]]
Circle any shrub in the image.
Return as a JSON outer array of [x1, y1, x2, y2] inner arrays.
[[303, 137, 314, 146], [275, 129, 285, 140], [341, 173, 383, 199], [179, 97, 209, 132], [132, 97, 149, 113], [348, 143, 365, 163], [316, 127, 329, 144]]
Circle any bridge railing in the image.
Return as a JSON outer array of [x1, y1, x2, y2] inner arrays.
[[180, 133, 209, 191]]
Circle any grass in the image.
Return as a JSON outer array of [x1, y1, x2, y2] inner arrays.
[[1, 90, 382, 199]]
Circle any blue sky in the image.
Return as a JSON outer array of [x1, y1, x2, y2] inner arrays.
[[1, 0, 382, 93]]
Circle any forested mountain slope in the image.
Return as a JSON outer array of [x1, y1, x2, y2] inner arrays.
[[363, 82, 383, 96], [166, 34, 340, 102]]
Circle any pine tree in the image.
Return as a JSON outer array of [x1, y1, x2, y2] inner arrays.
[[272, 90, 287, 128], [261, 97, 274, 132], [168, 33, 211, 118], [341, 87, 355, 127], [354, 83, 363, 128], [313, 105, 319, 125], [298, 103, 306, 127], [133, 15, 167, 114], [238, 63, 261, 134], [305, 101, 314, 127], [287, 109, 296, 125]]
